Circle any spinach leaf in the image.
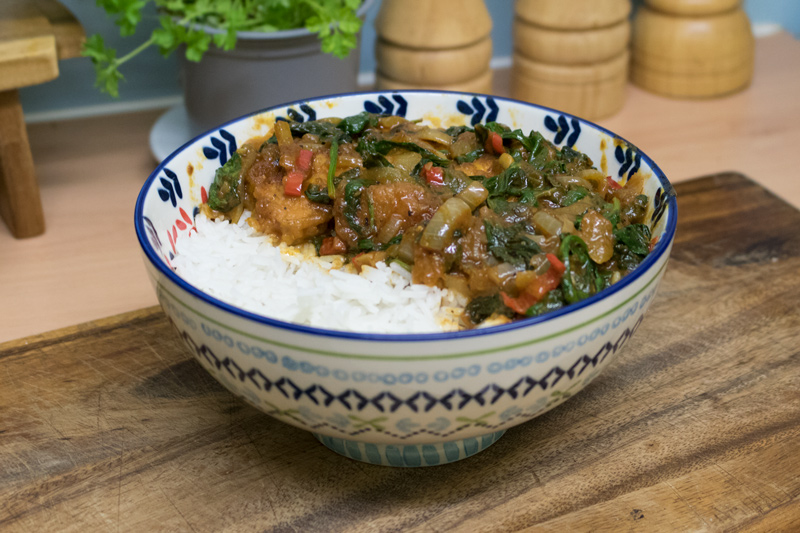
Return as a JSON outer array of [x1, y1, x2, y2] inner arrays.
[[527, 131, 550, 169], [357, 134, 449, 168], [356, 134, 394, 168], [484, 122, 534, 152], [601, 198, 621, 226], [474, 123, 492, 148], [519, 189, 539, 206], [310, 234, 325, 256], [465, 293, 514, 325], [327, 137, 339, 197], [614, 242, 646, 272], [525, 288, 566, 317], [289, 113, 382, 145], [443, 168, 471, 194], [289, 120, 343, 141], [621, 194, 649, 224], [337, 112, 380, 136], [455, 149, 484, 163], [357, 239, 376, 251], [561, 186, 589, 207], [207, 152, 242, 212], [445, 125, 474, 138], [558, 145, 591, 166], [483, 166, 531, 198], [485, 221, 541, 269], [482, 122, 552, 168], [614, 224, 651, 255], [343, 177, 375, 235], [304, 184, 332, 204], [357, 234, 402, 252], [543, 160, 567, 174], [559, 235, 603, 304]]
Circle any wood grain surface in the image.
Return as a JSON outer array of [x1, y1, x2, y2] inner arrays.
[[1, 173, 800, 532]]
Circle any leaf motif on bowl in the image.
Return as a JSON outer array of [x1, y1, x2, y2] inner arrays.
[[364, 94, 408, 117], [202, 129, 237, 166], [456, 96, 499, 126], [544, 114, 581, 147]]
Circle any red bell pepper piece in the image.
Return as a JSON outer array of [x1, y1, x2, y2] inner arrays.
[[319, 236, 347, 256], [484, 131, 505, 155], [297, 148, 313, 171], [284, 149, 314, 196], [546, 253, 566, 275], [490, 131, 505, 154], [422, 162, 444, 185], [284, 171, 305, 196], [606, 176, 622, 190], [501, 261, 564, 315]]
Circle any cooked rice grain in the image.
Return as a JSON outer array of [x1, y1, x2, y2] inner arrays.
[[172, 213, 464, 333]]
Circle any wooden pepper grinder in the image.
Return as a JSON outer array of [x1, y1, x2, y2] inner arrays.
[[511, 0, 632, 120], [630, 0, 754, 98], [374, 0, 493, 93]]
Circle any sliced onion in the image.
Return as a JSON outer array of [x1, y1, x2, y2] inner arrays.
[[450, 132, 479, 158], [457, 181, 489, 211], [378, 115, 408, 129], [395, 227, 418, 264], [579, 210, 614, 263], [550, 174, 593, 190], [364, 166, 413, 184], [490, 262, 518, 291], [274, 120, 293, 147], [578, 168, 605, 184], [623, 173, 645, 194], [532, 210, 563, 238], [376, 213, 404, 244], [444, 274, 470, 297], [555, 196, 594, 217], [414, 127, 453, 146], [393, 131, 448, 160], [529, 253, 550, 275], [419, 197, 472, 251], [386, 150, 422, 173]]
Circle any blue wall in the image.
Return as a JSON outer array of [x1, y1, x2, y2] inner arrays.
[[20, 0, 800, 121]]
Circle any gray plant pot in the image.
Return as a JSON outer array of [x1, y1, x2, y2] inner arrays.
[[180, 0, 374, 133]]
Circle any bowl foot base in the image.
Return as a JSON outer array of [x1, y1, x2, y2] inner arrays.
[[312, 430, 506, 467]]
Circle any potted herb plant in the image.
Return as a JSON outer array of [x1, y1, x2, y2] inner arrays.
[[83, 0, 373, 135]]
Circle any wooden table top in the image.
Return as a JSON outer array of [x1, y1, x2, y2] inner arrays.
[[2, 173, 799, 532]]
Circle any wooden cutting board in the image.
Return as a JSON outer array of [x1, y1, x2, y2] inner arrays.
[[2, 173, 799, 532]]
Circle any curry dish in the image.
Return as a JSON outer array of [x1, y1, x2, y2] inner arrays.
[[202, 112, 654, 327]]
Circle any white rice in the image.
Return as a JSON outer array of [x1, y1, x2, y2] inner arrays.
[[172, 213, 467, 333]]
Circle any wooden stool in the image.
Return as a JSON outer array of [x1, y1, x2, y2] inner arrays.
[[630, 0, 754, 98], [0, 0, 84, 238], [374, 0, 493, 93], [511, 0, 631, 120]]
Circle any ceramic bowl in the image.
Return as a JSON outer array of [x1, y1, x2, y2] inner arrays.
[[135, 91, 677, 467]]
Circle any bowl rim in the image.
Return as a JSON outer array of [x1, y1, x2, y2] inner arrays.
[[135, 89, 677, 342]]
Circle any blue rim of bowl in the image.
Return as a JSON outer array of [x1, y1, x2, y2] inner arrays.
[[135, 90, 678, 343]]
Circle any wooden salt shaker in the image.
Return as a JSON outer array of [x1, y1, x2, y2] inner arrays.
[[630, 0, 754, 98], [374, 0, 493, 93], [511, 0, 632, 120]]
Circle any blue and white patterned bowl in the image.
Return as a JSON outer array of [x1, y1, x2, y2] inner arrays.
[[135, 91, 677, 467]]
